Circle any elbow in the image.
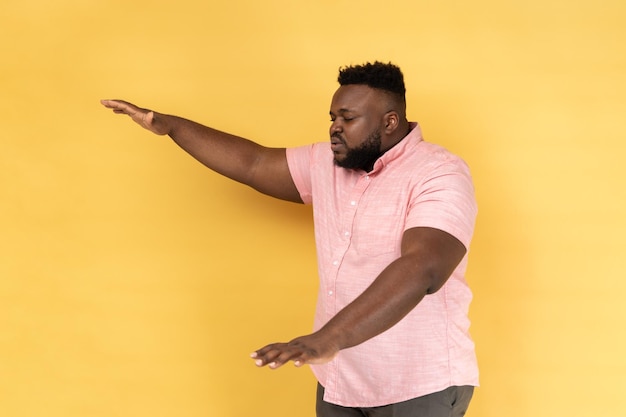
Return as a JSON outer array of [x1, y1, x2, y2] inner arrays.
[[421, 260, 459, 294], [424, 270, 450, 294]]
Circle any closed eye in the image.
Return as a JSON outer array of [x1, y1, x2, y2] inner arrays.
[[329, 116, 356, 122]]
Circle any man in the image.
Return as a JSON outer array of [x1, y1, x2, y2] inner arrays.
[[101, 61, 478, 417]]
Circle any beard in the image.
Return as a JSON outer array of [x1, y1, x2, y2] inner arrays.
[[333, 129, 383, 171]]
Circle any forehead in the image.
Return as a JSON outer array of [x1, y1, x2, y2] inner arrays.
[[330, 84, 386, 113]]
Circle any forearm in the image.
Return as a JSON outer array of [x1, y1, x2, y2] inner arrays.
[[161, 114, 267, 185], [319, 255, 431, 350], [251, 256, 435, 368], [155, 112, 300, 201], [250, 227, 465, 368], [102, 99, 300, 200], [319, 227, 465, 351]]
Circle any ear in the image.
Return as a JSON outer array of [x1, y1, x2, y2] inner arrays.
[[383, 111, 400, 134]]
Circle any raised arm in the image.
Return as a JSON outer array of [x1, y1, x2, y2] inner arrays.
[[250, 226, 467, 368], [101, 99, 302, 203]]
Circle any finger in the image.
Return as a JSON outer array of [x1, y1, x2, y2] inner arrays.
[[251, 345, 305, 368], [252, 342, 287, 358], [100, 99, 137, 115], [144, 110, 156, 126], [267, 352, 303, 369], [252, 346, 290, 367], [100, 99, 127, 109], [290, 350, 312, 367], [100, 99, 115, 108], [294, 357, 307, 367], [255, 342, 276, 353]]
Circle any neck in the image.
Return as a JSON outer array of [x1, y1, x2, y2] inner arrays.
[[382, 120, 411, 152]]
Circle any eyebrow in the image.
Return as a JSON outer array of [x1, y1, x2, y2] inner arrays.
[[329, 108, 356, 116]]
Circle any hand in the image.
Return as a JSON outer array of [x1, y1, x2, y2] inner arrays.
[[100, 99, 170, 136], [250, 332, 340, 369]]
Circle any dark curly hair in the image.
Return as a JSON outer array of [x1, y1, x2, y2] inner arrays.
[[337, 61, 406, 101]]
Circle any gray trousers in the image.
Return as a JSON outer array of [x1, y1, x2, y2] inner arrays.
[[316, 384, 474, 417]]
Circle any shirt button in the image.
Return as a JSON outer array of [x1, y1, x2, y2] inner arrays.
[[333, 260, 339, 266], [344, 231, 350, 237], [350, 200, 356, 206], [328, 290, 333, 296]]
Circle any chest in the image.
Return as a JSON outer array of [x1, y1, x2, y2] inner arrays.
[[313, 171, 416, 257]]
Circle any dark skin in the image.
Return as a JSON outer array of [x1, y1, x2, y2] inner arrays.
[[100, 85, 467, 369]]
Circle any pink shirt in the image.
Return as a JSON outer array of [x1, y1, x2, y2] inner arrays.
[[286, 123, 478, 407]]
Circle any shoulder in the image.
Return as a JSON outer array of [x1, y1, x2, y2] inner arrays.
[[286, 142, 333, 169]]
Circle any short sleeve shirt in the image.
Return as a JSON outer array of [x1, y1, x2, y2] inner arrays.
[[285, 123, 479, 407]]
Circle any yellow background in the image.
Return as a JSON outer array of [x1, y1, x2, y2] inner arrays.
[[1, 0, 625, 416]]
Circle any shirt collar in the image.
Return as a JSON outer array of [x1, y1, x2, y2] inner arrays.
[[370, 122, 423, 174]]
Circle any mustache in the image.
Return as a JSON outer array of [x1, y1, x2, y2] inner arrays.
[[331, 132, 345, 143]]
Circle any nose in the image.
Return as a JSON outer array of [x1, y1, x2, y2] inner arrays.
[[330, 119, 342, 136]]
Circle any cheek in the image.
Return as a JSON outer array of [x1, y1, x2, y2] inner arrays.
[[343, 124, 370, 147]]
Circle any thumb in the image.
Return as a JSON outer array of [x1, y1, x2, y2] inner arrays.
[[143, 111, 170, 136]]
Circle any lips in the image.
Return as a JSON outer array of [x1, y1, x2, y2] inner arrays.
[[331, 134, 345, 152], [331, 142, 344, 152]]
